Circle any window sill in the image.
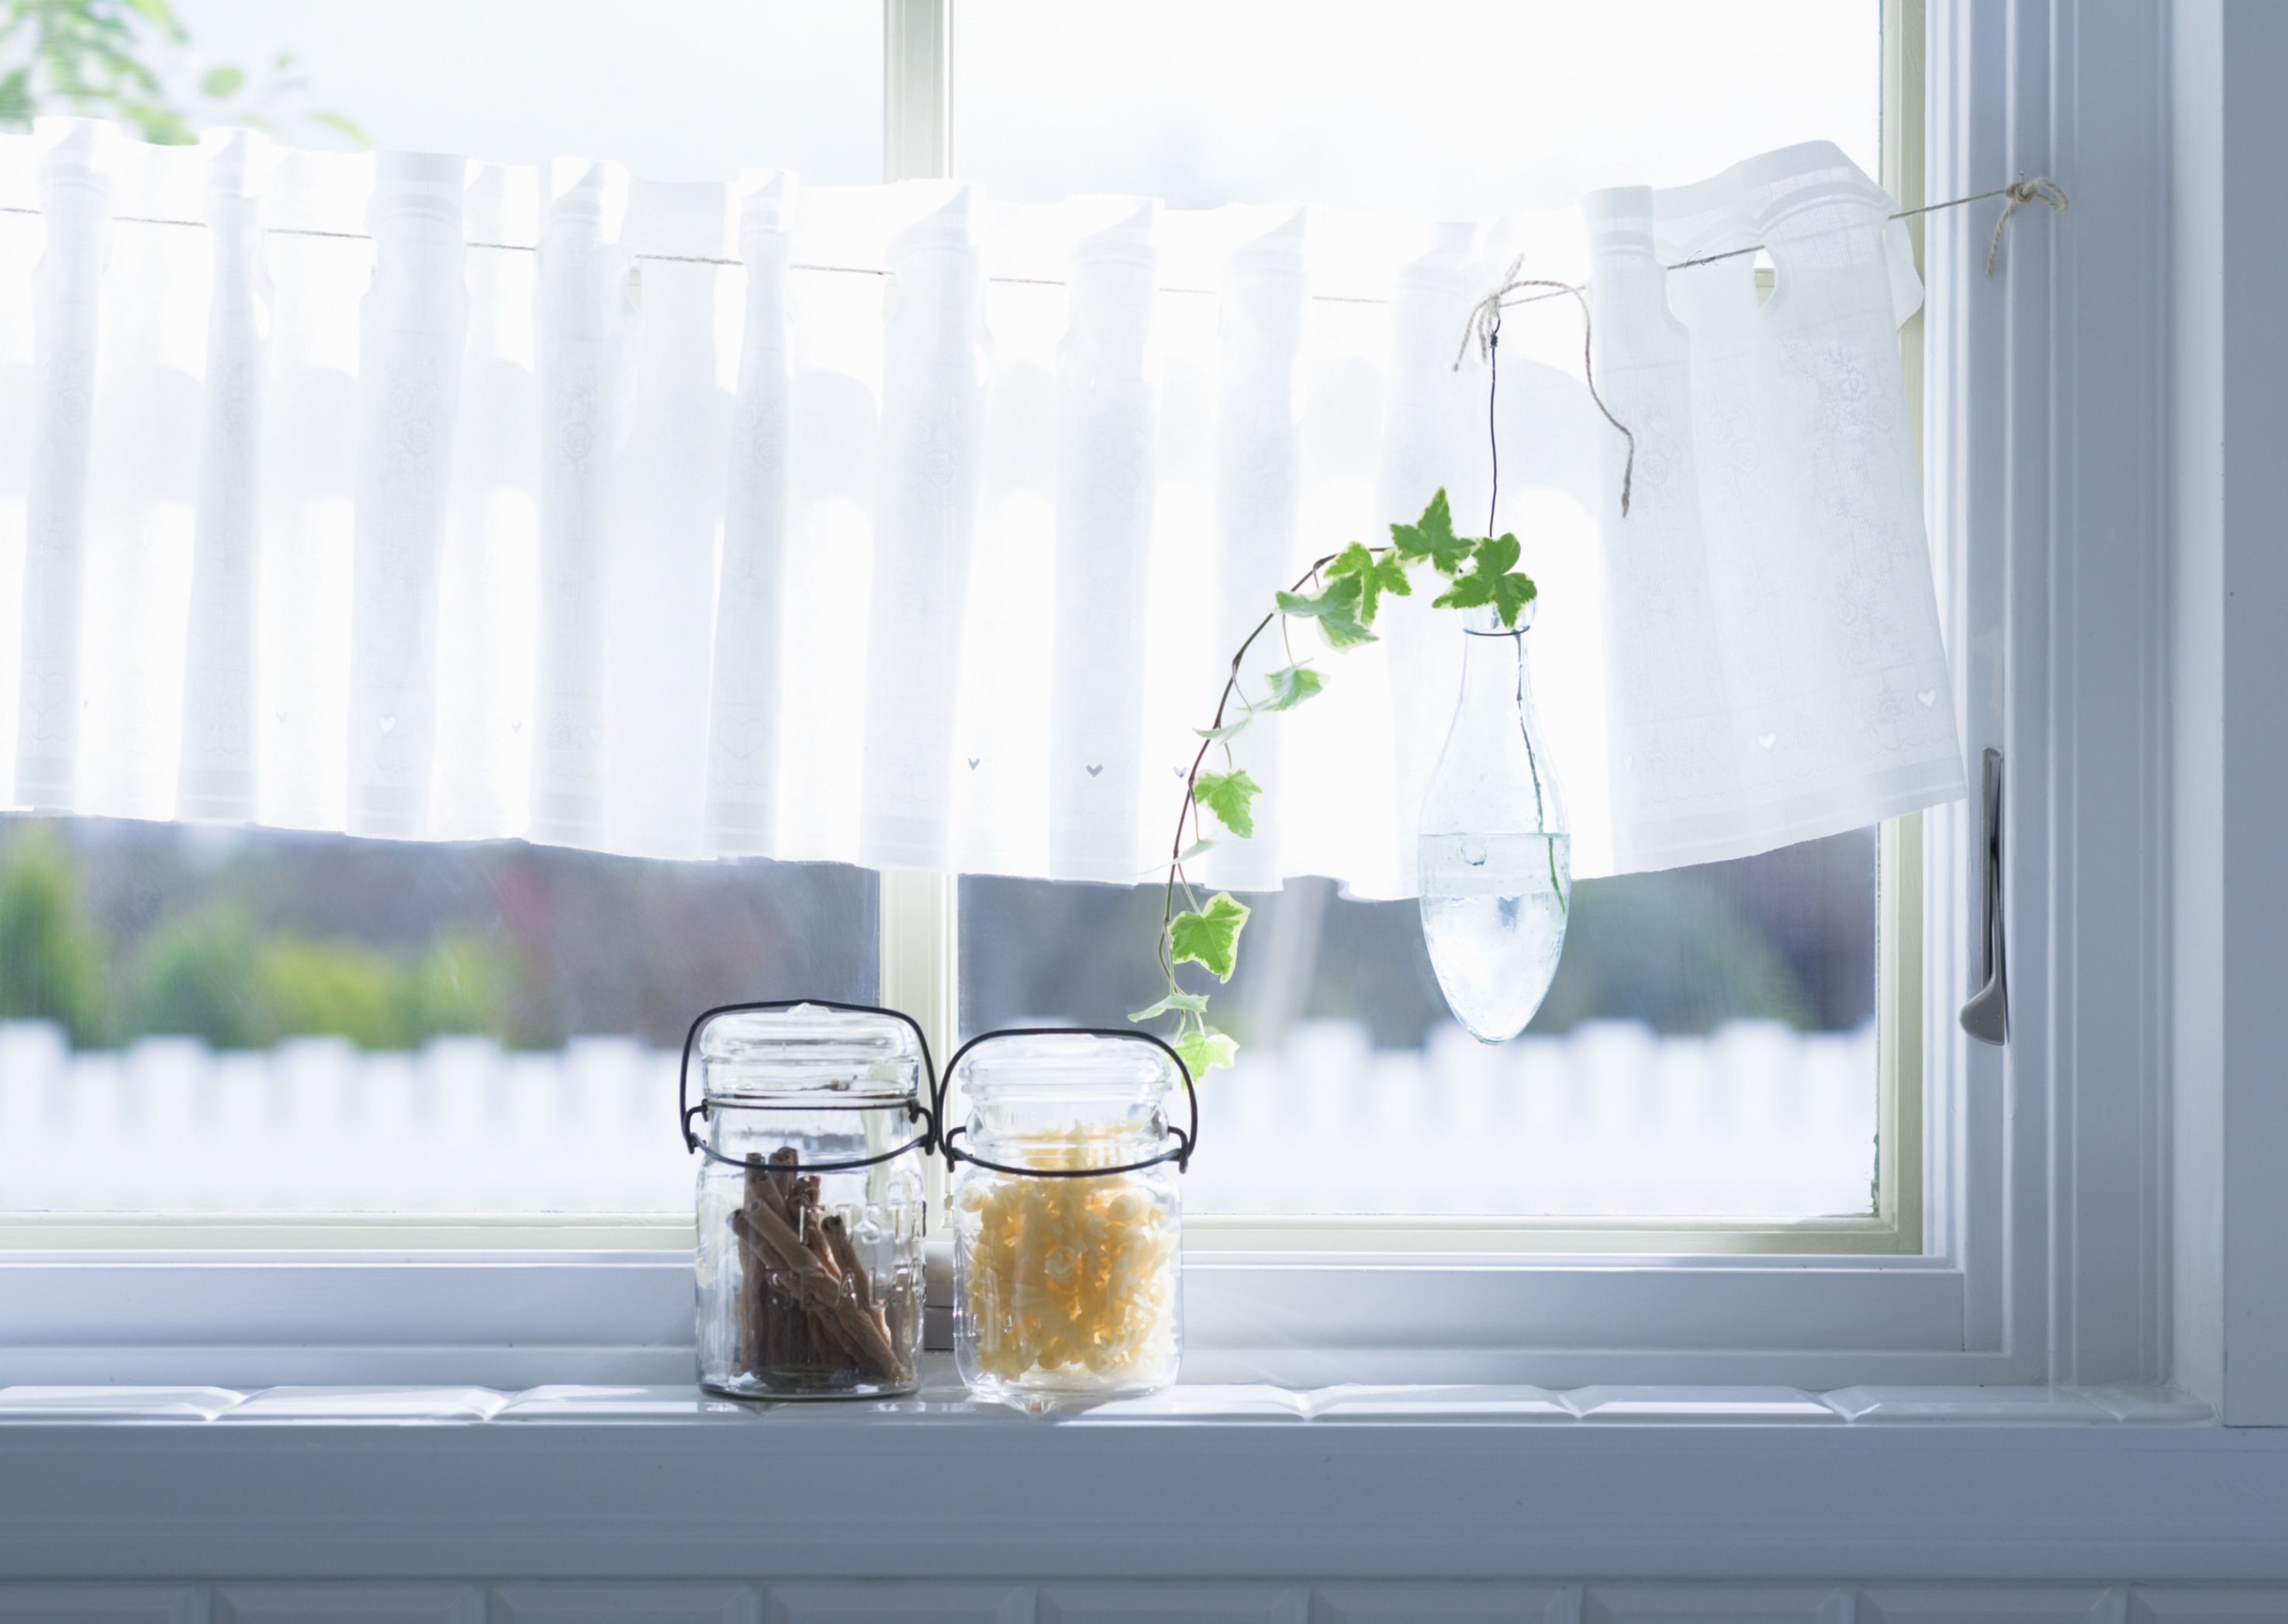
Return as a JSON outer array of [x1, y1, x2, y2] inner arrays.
[[0, 1368, 2277, 1587]]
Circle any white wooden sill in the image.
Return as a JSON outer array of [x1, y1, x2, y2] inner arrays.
[[0, 1246, 2027, 1391], [0, 1367, 2278, 1588]]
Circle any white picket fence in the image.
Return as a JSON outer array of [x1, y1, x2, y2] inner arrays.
[[0, 1018, 1876, 1219]]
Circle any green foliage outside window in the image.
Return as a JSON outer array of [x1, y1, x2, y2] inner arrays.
[[0, 0, 363, 146], [0, 824, 106, 1044]]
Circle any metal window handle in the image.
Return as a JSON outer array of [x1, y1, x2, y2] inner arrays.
[[1960, 747, 2007, 1045]]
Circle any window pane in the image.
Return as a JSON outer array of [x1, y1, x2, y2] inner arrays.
[[957, 0, 1880, 216], [961, 832, 1876, 1218], [956, 4, 1887, 1220], [177, 0, 880, 182], [0, 816, 876, 1213]]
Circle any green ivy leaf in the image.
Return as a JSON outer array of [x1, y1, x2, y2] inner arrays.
[[1177, 837, 1216, 862], [1390, 489, 1474, 576], [1191, 769, 1260, 839], [1314, 605, 1377, 650], [1256, 664, 1324, 712], [1275, 573, 1363, 620], [1194, 717, 1250, 742], [1175, 1028, 1240, 1078], [1128, 990, 1210, 1021], [1169, 891, 1250, 981], [1325, 541, 1412, 626], [1433, 533, 1538, 628]]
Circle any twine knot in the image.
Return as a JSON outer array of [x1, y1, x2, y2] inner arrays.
[[1985, 176, 2069, 278], [1453, 257, 1636, 519]]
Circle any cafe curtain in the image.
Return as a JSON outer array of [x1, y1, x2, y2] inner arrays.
[[0, 119, 1961, 896]]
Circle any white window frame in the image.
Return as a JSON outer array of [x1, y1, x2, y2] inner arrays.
[[0, 0, 2251, 1411]]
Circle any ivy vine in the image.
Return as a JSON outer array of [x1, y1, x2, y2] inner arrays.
[[1128, 487, 1540, 1081]]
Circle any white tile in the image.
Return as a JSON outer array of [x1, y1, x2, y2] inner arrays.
[[1056, 1387, 1310, 1423], [1565, 1387, 1840, 1423], [0, 1386, 244, 1421], [1585, 1586, 1848, 1624], [2080, 1386, 2217, 1425], [2131, 1595, 2288, 1622], [216, 1585, 482, 1623], [1826, 1387, 2111, 1425], [1861, 1587, 2117, 1622], [1306, 1385, 1571, 1422], [220, 1387, 508, 1422], [495, 1385, 762, 1421], [1039, 1586, 1298, 1623], [495, 1585, 758, 1624], [766, 1584, 1030, 1622], [1312, 1581, 1572, 1621], [0, 1587, 205, 1622]]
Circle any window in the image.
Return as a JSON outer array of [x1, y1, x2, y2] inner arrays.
[[0, 0, 2187, 1403]]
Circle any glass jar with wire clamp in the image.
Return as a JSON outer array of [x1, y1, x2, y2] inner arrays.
[[681, 1000, 938, 1401], [939, 1028, 1196, 1401]]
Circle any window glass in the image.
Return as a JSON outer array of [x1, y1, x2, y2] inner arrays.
[[955, 0, 1887, 1221], [0, 817, 876, 1213], [956, 0, 1880, 216], [963, 831, 1874, 1218], [175, 0, 880, 182]]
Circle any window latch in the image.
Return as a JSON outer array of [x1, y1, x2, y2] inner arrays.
[[1960, 747, 2006, 1045]]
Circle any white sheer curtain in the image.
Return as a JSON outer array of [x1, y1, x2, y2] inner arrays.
[[0, 119, 1960, 896]]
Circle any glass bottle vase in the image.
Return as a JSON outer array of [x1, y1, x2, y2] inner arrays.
[[1417, 603, 1571, 1043]]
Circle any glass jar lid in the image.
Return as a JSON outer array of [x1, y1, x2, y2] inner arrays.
[[694, 1002, 925, 1106], [956, 1031, 1178, 1106], [941, 1029, 1198, 1178]]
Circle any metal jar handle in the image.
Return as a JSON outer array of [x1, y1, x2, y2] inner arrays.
[[677, 998, 940, 1168], [935, 1027, 1198, 1180]]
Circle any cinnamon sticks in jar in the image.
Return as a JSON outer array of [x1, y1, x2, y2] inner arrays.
[[731, 1147, 911, 1389]]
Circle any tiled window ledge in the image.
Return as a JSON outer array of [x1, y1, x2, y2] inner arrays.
[[0, 1367, 2218, 1426], [0, 1365, 2279, 1588]]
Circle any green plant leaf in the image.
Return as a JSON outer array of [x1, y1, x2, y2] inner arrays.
[[1325, 541, 1412, 626], [309, 110, 372, 147], [1256, 664, 1324, 712], [1169, 891, 1250, 981], [1390, 489, 1474, 575], [1191, 768, 1260, 839], [1275, 573, 1363, 620], [199, 64, 243, 98], [1314, 605, 1377, 650], [1433, 532, 1538, 627], [1194, 716, 1250, 742], [1128, 990, 1210, 1021], [1176, 837, 1217, 863], [1175, 1028, 1240, 1078]]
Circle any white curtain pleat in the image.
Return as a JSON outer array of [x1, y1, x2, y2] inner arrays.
[[861, 187, 988, 872], [0, 121, 1963, 893], [430, 161, 540, 842], [703, 171, 794, 856], [529, 160, 634, 849], [346, 152, 465, 838], [16, 122, 109, 810], [1047, 201, 1158, 883], [176, 130, 268, 822], [254, 149, 368, 832], [600, 178, 737, 860]]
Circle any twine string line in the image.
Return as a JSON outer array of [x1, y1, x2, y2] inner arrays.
[[1453, 175, 2069, 519], [0, 172, 2068, 299]]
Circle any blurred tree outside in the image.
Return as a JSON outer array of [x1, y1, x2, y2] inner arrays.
[[0, 0, 361, 146], [0, 822, 107, 1045], [0, 816, 877, 1052]]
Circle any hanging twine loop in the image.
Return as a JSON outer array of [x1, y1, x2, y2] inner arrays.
[[1982, 176, 2069, 278], [1445, 174, 2069, 526], [1453, 256, 1637, 519]]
